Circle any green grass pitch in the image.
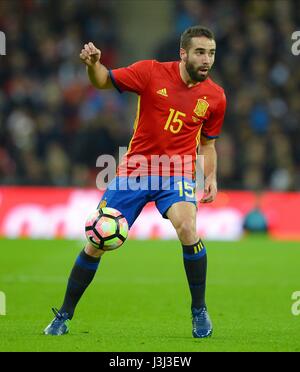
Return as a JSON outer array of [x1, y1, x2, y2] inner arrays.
[[0, 236, 300, 352]]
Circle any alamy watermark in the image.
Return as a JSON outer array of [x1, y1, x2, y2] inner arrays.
[[95, 147, 205, 199], [291, 31, 300, 56], [0, 31, 6, 55], [291, 291, 300, 316], [0, 291, 6, 315]]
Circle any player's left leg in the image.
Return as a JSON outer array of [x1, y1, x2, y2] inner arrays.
[[166, 202, 212, 338], [166, 202, 207, 309]]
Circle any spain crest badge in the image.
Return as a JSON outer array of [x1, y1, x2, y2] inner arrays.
[[99, 200, 107, 209], [194, 99, 209, 118]]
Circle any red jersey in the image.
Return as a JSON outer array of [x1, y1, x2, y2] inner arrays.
[[109, 60, 226, 177]]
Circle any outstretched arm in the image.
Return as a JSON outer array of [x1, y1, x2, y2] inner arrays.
[[199, 136, 218, 203], [79, 42, 113, 90]]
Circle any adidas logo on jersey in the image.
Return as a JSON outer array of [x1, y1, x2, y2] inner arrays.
[[156, 88, 168, 97]]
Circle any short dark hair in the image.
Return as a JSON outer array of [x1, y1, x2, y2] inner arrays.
[[180, 26, 215, 51]]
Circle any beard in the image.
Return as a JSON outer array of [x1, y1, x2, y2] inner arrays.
[[185, 59, 210, 82]]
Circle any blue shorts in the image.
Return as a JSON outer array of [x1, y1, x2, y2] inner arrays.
[[98, 176, 196, 229]]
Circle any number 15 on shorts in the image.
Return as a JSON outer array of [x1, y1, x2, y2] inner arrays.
[[177, 181, 195, 198]]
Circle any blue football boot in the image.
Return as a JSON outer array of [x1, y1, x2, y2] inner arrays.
[[192, 307, 213, 338], [43, 308, 70, 335]]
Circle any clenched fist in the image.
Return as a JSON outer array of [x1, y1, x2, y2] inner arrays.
[[79, 42, 101, 66]]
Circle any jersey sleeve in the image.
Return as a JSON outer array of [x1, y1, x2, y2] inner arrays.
[[202, 91, 226, 139], [109, 60, 154, 94]]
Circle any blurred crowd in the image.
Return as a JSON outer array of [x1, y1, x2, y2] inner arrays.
[[0, 0, 128, 186], [0, 0, 299, 190]]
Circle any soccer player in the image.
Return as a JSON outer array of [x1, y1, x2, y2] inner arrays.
[[44, 26, 226, 338]]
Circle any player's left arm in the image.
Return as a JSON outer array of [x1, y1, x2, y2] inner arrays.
[[199, 136, 218, 203], [199, 91, 226, 203]]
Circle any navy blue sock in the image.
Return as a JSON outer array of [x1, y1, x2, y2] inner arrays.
[[182, 239, 207, 310], [59, 249, 101, 319]]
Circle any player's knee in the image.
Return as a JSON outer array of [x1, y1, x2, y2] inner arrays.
[[85, 242, 106, 258], [174, 219, 197, 243]]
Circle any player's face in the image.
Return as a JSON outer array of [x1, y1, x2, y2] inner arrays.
[[181, 37, 216, 82]]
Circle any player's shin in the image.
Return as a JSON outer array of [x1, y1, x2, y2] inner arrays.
[[182, 239, 207, 310], [59, 248, 102, 319]]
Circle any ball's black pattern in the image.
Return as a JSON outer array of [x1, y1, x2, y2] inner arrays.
[[85, 209, 127, 250]]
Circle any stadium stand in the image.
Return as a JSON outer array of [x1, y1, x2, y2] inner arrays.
[[0, 0, 299, 190]]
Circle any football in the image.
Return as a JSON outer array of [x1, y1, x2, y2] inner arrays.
[[85, 207, 128, 250]]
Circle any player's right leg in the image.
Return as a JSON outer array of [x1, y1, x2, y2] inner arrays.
[[43, 242, 105, 335], [43, 176, 147, 335]]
